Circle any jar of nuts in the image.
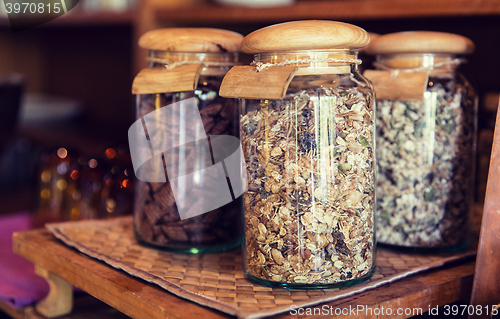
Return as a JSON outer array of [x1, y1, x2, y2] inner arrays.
[[132, 28, 244, 253], [221, 21, 376, 287], [365, 32, 477, 250]]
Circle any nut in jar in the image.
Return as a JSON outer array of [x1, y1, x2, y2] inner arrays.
[[365, 31, 477, 250], [131, 28, 244, 253]]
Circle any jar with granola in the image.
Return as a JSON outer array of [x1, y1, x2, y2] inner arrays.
[[131, 28, 243, 253], [221, 21, 376, 287], [365, 31, 477, 250]]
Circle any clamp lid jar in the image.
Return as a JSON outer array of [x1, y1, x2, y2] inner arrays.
[[131, 28, 244, 253], [221, 20, 376, 288], [365, 31, 477, 250]]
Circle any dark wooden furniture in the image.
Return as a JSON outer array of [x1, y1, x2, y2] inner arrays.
[[470, 97, 500, 319]]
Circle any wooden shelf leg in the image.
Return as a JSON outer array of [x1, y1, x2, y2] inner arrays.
[[34, 265, 73, 318]]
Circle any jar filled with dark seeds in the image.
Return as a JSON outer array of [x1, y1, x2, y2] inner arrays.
[[132, 28, 243, 253], [221, 21, 376, 288], [365, 31, 477, 250]]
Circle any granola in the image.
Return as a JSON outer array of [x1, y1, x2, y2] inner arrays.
[[376, 76, 476, 248], [134, 76, 241, 249], [241, 82, 375, 285]]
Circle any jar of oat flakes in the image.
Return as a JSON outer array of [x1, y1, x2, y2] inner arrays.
[[220, 21, 376, 287], [131, 28, 243, 253], [365, 31, 477, 250]]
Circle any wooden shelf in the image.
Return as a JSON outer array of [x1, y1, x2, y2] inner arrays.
[[13, 228, 476, 319], [47, 10, 135, 26], [156, 0, 500, 25]]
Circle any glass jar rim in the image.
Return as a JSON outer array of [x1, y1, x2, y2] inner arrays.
[[149, 50, 239, 64], [253, 49, 361, 74], [147, 51, 239, 74]]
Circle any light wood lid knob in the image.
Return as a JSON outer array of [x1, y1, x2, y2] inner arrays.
[[241, 20, 370, 54], [139, 28, 244, 53], [366, 31, 474, 55]]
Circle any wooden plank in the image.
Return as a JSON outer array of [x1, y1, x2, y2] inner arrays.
[[155, 0, 500, 25], [469, 99, 500, 319], [34, 266, 73, 318], [12, 228, 476, 319]]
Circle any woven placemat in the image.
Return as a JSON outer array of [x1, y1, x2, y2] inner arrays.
[[46, 217, 476, 319]]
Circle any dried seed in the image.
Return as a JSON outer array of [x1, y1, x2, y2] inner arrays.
[[298, 131, 316, 152], [270, 183, 280, 194], [293, 276, 308, 283], [258, 223, 267, 236], [336, 136, 347, 146], [257, 251, 266, 264], [338, 163, 352, 172], [279, 226, 287, 236], [271, 146, 283, 158], [271, 249, 284, 265], [301, 248, 312, 260], [246, 121, 258, 135], [424, 188, 435, 202], [271, 274, 282, 281], [358, 135, 370, 147], [271, 171, 281, 182]]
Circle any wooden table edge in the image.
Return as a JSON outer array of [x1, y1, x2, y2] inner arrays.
[[12, 229, 227, 319]]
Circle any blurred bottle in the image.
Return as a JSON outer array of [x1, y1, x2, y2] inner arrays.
[[78, 156, 105, 220], [60, 156, 84, 221], [33, 147, 77, 227], [33, 145, 133, 227], [99, 146, 134, 219]]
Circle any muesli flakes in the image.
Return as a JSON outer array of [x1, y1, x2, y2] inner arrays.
[[376, 78, 476, 248], [241, 86, 375, 285]]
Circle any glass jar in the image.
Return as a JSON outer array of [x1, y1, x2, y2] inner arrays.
[[222, 21, 376, 287], [366, 32, 477, 250], [132, 28, 243, 253]]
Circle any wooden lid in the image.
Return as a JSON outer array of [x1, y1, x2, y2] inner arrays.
[[366, 31, 474, 55], [139, 28, 243, 53], [241, 20, 370, 54], [360, 32, 380, 53]]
